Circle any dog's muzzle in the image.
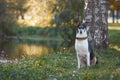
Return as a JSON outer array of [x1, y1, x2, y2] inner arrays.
[[80, 30, 82, 34]]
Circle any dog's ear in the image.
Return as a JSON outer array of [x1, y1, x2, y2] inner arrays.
[[83, 21, 88, 27], [82, 23, 86, 28], [76, 23, 80, 28], [83, 21, 89, 30]]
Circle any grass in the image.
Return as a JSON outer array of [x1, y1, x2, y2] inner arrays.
[[108, 23, 120, 27], [0, 24, 120, 80], [0, 48, 120, 80], [108, 23, 120, 30]]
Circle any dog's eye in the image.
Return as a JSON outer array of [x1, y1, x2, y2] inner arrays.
[[79, 26, 84, 29], [82, 27, 84, 29], [81, 27, 84, 29]]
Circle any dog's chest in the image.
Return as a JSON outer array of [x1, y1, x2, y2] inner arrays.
[[75, 39, 89, 55]]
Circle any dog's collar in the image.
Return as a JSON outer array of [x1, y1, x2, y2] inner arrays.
[[76, 37, 88, 40]]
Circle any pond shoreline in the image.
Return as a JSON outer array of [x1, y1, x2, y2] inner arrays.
[[5, 36, 64, 41], [0, 36, 68, 60]]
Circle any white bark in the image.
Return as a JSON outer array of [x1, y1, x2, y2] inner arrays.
[[84, 0, 108, 48]]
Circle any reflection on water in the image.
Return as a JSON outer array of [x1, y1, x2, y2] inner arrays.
[[0, 39, 70, 60]]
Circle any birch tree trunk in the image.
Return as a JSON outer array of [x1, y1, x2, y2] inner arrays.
[[84, 0, 109, 48]]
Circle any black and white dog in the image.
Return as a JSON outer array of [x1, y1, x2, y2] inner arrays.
[[75, 23, 98, 69]]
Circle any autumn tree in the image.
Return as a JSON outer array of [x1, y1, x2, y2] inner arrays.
[[84, 0, 109, 48], [0, 0, 28, 37]]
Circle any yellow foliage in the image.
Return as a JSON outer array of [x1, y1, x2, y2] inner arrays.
[[17, 0, 56, 27]]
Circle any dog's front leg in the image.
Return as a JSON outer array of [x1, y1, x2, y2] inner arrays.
[[87, 53, 90, 66], [77, 54, 81, 69]]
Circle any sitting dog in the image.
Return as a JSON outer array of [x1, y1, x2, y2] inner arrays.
[[75, 23, 98, 69]]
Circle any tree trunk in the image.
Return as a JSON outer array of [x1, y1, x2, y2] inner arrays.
[[116, 9, 119, 23], [84, 0, 109, 48], [112, 10, 115, 23]]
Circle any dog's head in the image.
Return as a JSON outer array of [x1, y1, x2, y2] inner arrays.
[[76, 23, 87, 38]]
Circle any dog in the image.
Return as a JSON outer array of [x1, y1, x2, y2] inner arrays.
[[75, 23, 98, 69]]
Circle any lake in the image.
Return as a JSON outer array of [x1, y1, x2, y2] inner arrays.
[[0, 39, 72, 60]]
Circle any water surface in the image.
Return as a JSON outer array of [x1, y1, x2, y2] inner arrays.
[[0, 39, 71, 60]]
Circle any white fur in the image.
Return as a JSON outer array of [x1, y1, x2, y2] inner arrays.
[[76, 29, 87, 38], [75, 28, 90, 69]]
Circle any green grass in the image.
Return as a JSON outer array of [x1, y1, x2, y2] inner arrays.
[[108, 23, 120, 27], [0, 47, 120, 80], [0, 24, 120, 80]]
